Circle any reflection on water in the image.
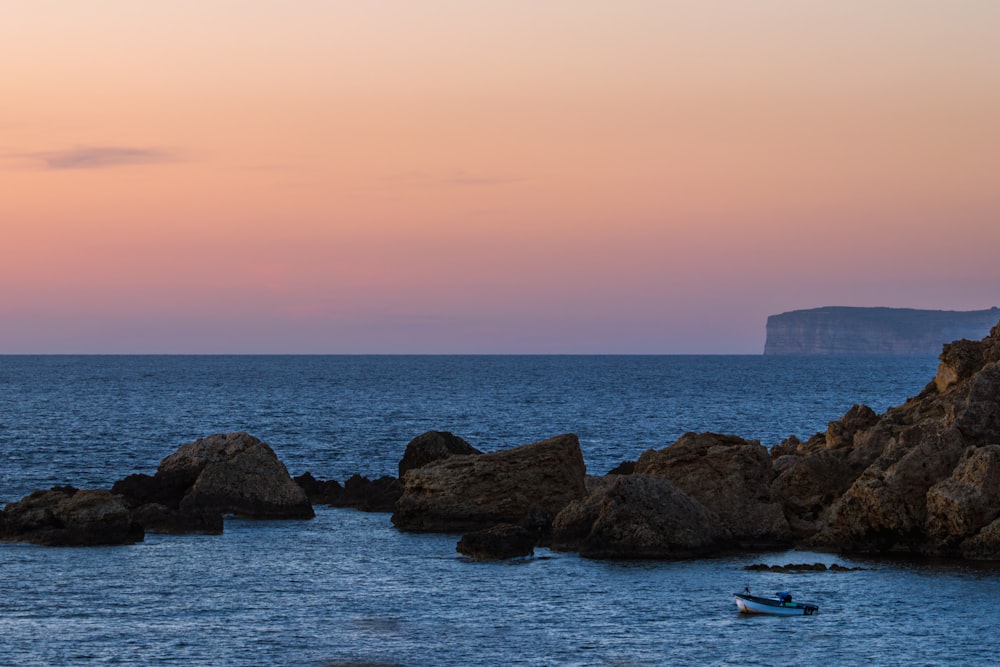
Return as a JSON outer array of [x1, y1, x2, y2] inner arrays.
[[4, 508, 1000, 666]]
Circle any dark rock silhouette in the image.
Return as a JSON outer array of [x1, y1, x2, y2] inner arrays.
[[112, 473, 223, 533], [635, 432, 791, 548], [294, 472, 402, 512], [797, 321, 1000, 558], [293, 471, 345, 505], [456, 523, 536, 559], [156, 432, 313, 519], [1, 487, 143, 546], [392, 433, 587, 533], [114, 432, 313, 532], [398, 430, 482, 478], [551, 474, 716, 559]]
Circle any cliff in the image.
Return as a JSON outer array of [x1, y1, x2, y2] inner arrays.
[[764, 306, 1000, 355]]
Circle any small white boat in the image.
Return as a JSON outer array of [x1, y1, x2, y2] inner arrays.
[[734, 590, 819, 616]]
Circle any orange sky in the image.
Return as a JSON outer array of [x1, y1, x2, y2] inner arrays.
[[3, 1, 999, 352]]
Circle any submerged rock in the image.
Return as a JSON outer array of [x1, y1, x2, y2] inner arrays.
[[456, 523, 536, 560], [392, 433, 587, 533], [1, 487, 143, 546]]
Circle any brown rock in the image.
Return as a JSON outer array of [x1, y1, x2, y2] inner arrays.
[[392, 433, 587, 533], [815, 424, 967, 552], [771, 450, 855, 538], [925, 445, 1000, 545], [959, 517, 1000, 559], [456, 523, 536, 560], [825, 405, 879, 450], [1, 487, 142, 546], [934, 338, 986, 393], [634, 433, 790, 547], [141, 432, 314, 520], [398, 431, 482, 478], [293, 472, 345, 505], [551, 474, 716, 559]]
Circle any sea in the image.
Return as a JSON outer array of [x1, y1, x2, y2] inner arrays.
[[2, 354, 1000, 666]]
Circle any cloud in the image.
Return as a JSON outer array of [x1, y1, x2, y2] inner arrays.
[[23, 146, 177, 170]]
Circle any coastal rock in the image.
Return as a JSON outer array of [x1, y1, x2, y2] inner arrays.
[[934, 338, 986, 392], [456, 523, 536, 560], [293, 472, 345, 505], [340, 474, 403, 512], [959, 517, 1000, 560], [770, 451, 855, 538], [634, 433, 790, 547], [129, 503, 223, 534], [925, 445, 1000, 546], [810, 331, 1000, 554], [1, 487, 142, 546], [761, 320, 1000, 558], [116, 432, 313, 522], [825, 405, 880, 451], [112, 472, 224, 533], [816, 424, 967, 552], [551, 474, 716, 559], [294, 472, 402, 512], [769, 406, 892, 538], [392, 434, 587, 533], [398, 431, 482, 478]]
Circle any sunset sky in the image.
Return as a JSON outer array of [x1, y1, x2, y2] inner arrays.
[[4, 1, 998, 353]]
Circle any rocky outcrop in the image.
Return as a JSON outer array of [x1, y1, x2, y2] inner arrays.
[[112, 473, 223, 534], [295, 472, 402, 513], [765, 306, 999, 355], [925, 445, 1000, 546], [456, 523, 537, 560], [799, 320, 1000, 557], [392, 434, 587, 533], [550, 474, 716, 559], [635, 433, 791, 548], [398, 431, 482, 478], [0, 487, 143, 546], [115, 432, 314, 525]]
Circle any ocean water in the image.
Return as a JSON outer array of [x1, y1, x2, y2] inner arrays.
[[3, 354, 1000, 666]]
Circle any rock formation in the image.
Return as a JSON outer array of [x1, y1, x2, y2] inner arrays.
[[398, 430, 483, 478], [550, 474, 716, 559], [764, 306, 999, 355], [392, 433, 587, 532], [781, 320, 1000, 558], [456, 523, 537, 560], [114, 432, 314, 530], [0, 486, 143, 546], [295, 472, 402, 513], [635, 433, 791, 548]]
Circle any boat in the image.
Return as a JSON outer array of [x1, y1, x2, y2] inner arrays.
[[733, 590, 819, 616]]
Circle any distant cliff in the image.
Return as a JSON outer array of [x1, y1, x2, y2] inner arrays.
[[764, 306, 1000, 355]]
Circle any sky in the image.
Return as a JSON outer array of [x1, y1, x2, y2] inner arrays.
[[3, 1, 999, 353]]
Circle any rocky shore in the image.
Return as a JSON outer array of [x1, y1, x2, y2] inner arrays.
[[4, 322, 1000, 562]]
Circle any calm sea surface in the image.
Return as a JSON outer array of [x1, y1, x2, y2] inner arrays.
[[3, 355, 999, 666]]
